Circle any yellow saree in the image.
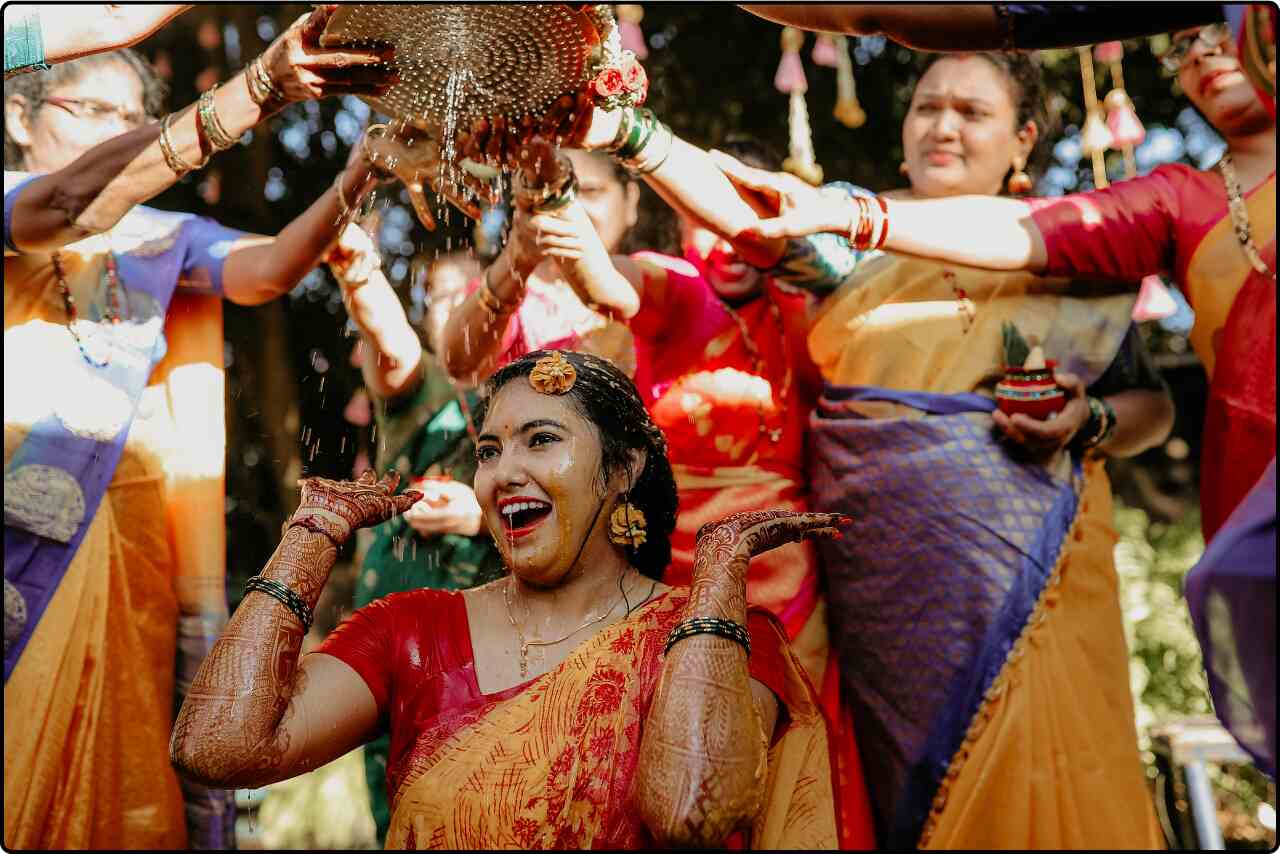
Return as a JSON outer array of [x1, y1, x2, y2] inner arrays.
[[379, 591, 837, 850], [807, 254, 1162, 849], [4, 237, 229, 848]]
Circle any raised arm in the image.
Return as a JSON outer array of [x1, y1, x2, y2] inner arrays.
[[327, 222, 424, 400], [4, 5, 192, 76], [637, 510, 844, 847], [170, 472, 418, 789], [441, 141, 642, 383], [737, 4, 1225, 52], [738, 4, 1005, 51], [710, 151, 1049, 271], [5, 5, 395, 254]]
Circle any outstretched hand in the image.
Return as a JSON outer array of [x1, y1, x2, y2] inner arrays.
[[710, 150, 854, 240], [359, 124, 494, 229], [696, 510, 848, 570], [261, 5, 398, 105], [292, 470, 421, 544]]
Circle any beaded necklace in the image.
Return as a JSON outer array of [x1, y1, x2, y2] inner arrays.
[[1218, 154, 1276, 281], [50, 250, 127, 368]]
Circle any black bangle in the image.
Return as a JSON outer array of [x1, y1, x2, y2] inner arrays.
[[1075, 396, 1116, 451], [244, 576, 314, 632], [663, 617, 751, 657]]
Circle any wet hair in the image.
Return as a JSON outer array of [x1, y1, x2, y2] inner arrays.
[[3, 48, 167, 170], [918, 51, 1055, 181], [471, 350, 678, 581]]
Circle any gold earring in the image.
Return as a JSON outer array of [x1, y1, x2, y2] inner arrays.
[[899, 161, 910, 177], [609, 500, 647, 548], [1007, 155, 1033, 194]]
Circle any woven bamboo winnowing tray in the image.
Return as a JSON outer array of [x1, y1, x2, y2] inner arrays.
[[320, 4, 602, 132]]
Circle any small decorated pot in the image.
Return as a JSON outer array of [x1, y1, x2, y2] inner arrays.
[[995, 359, 1066, 420]]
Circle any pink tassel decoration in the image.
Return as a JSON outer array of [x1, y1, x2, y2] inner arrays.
[[1093, 41, 1124, 64], [1078, 46, 1110, 188], [1105, 90, 1146, 148], [812, 33, 839, 67], [1132, 275, 1178, 322], [1102, 44, 1144, 178], [775, 27, 808, 93], [615, 5, 648, 59]]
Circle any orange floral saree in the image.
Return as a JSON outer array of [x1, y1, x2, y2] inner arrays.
[[317, 587, 838, 850]]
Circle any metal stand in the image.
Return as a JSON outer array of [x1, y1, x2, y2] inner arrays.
[[1149, 716, 1252, 849]]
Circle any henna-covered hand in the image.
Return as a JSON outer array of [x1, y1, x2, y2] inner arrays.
[[637, 509, 850, 847], [688, 511, 847, 624], [262, 5, 399, 104], [290, 469, 421, 545]]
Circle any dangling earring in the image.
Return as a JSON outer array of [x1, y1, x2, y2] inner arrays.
[[609, 497, 647, 548], [899, 161, 910, 177], [1007, 155, 1033, 194]]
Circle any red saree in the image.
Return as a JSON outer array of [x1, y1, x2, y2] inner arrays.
[[1030, 164, 1276, 541], [627, 251, 875, 849], [316, 587, 838, 849]]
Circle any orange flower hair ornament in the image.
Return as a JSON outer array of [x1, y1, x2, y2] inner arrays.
[[529, 351, 578, 395]]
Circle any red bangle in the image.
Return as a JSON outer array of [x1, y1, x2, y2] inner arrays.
[[873, 196, 889, 250]]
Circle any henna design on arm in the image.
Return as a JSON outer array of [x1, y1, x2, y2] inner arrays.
[[636, 510, 845, 847], [169, 471, 418, 789]]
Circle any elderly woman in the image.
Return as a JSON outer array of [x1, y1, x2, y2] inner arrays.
[[2, 14, 395, 848], [722, 25, 1276, 787], [171, 349, 843, 849]]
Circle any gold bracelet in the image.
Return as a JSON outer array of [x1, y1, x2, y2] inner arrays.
[[246, 55, 285, 107], [158, 112, 200, 175], [478, 268, 519, 318], [197, 87, 239, 152], [333, 172, 353, 225]]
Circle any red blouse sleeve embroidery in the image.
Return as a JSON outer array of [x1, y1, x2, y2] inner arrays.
[[1028, 163, 1189, 283]]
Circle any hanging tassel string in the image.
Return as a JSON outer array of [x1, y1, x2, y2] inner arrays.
[[833, 35, 866, 128], [1078, 46, 1111, 189]]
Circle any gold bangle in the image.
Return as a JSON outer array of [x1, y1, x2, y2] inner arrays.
[[197, 87, 239, 152], [158, 112, 200, 175], [333, 172, 353, 225], [478, 268, 518, 318], [246, 55, 285, 107]]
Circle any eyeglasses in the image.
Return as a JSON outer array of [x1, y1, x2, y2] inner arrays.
[[1160, 23, 1231, 73], [41, 95, 148, 130]]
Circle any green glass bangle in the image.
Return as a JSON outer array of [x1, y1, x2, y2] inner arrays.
[[4, 12, 50, 77]]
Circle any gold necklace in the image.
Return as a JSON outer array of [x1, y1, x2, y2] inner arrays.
[[503, 575, 624, 678], [719, 294, 792, 444], [1218, 154, 1276, 280]]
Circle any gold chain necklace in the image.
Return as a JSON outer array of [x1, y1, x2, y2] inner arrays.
[[1218, 154, 1276, 280], [503, 576, 624, 678], [719, 294, 793, 444]]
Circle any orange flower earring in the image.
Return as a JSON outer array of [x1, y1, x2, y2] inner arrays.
[[609, 500, 647, 548]]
